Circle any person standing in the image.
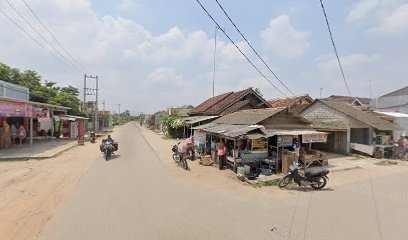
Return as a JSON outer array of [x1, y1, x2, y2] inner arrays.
[[17, 124, 26, 145], [293, 137, 300, 161], [11, 124, 17, 146], [218, 139, 226, 170], [2, 121, 10, 148]]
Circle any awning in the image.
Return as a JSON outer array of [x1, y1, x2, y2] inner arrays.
[[56, 115, 89, 121], [265, 129, 329, 137], [374, 111, 408, 118], [184, 115, 219, 125], [192, 123, 263, 138]]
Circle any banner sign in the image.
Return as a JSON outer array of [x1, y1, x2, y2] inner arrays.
[[302, 134, 328, 143], [277, 135, 293, 147], [32, 107, 48, 118], [251, 138, 267, 151], [0, 100, 32, 117]]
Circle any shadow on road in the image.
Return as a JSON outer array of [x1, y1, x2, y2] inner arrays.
[[105, 154, 120, 161]]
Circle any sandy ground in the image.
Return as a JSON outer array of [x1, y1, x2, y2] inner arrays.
[[0, 127, 118, 240], [39, 123, 408, 240], [2, 123, 408, 240]]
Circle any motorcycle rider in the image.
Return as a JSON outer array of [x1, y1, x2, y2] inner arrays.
[[106, 134, 114, 143], [397, 133, 408, 152]]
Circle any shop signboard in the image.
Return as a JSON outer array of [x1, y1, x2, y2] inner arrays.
[[277, 135, 293, 147], [302, 134, 328, 143], [0, 100, 32, 117], [32, 107, 48, 118], [251, 138, 267, 151]]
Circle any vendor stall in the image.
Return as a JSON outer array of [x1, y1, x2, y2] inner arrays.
[[265, 129, 329, 169]]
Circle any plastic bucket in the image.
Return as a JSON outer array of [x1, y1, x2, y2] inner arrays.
[[237, 167, 245, 175], [244, 165, 250, 174]]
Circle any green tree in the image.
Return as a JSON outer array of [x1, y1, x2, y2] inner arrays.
[[162, 109, 185, 138], [253, 87, 263, 97], [0, 62, 86, 116]]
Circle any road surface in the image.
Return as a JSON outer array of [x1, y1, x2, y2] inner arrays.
[[40, 123, 408, 240]]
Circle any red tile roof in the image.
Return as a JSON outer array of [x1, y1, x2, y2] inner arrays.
[[202, 88, 252, 115], [268, 95, 311, 108], [189, 92, 233, 115], [190, 88, 271, 116]]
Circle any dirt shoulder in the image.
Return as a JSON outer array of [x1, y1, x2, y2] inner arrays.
[[0, 127, 122, 240], [139, 126, 408, 194]]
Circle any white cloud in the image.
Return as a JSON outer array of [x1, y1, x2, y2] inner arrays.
[[369, 3, 408, 34], [118, 0, 138, 11], [0, 0, 258, 113], [261, 15, 310, 58], [317, 53, 380, 73], [347, 0, 408, 35], [347, 0, 380, 22]]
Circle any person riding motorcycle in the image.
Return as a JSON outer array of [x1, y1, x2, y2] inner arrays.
[[106, 135, 114, 143], [397, 134, 408, 153]]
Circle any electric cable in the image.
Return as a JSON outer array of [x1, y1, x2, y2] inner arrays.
[[21, 0, 89, 73], [319, 0, 352, 96], [194, 0, 288, 97], [214, 0, 295, 96], [0, 8, 70, 67], [4, 0, 83, 72]]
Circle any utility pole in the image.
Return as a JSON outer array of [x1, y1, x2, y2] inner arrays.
[[320, 88, 323, 98], [102, 100, 105, 111], [368, 80, 373, 99], [118, 104, 121, 124], [83, 74, 99, 132]]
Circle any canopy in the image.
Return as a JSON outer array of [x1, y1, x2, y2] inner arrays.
[[184, 115, 219, 125], [374, 111, 408, 118], [264, 129, 328, 137]]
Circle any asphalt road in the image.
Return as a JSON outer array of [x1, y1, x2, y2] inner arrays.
[[40, 124, 408, 240]]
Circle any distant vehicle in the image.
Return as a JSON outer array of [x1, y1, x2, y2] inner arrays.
[[278, 161, 329, 190], [90, 131, 96, 143]]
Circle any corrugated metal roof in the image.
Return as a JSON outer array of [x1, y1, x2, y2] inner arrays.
[[380, 86, 408, 97], [264, 129, 328, 137], [192, 122, 262, 138], [213, 108, 282, 125], [185, 115, 219, 124], [320, 100, 402, 131], [374, 111, 408, 118]]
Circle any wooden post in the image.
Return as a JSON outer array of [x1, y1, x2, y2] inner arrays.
[[50, 110, 54, 141], [29, 116, 33, 147]]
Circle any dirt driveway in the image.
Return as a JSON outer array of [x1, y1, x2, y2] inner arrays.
[[0, 126, 119, 240]]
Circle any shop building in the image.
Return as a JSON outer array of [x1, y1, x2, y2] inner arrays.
[[300, 99, 402, 156], [194, 108, 328, 173]]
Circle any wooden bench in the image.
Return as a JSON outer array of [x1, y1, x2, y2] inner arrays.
[[299, 149, 328, 168]]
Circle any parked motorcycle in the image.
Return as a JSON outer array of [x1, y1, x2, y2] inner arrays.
[[396, 148, 408, 161], [171, 143, 188, 170], [90, 131, 96, 143], [100, 139, 119, 161], [278, 161, 329, 190]]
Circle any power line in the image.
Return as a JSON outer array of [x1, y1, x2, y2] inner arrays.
[[319, 0, 352, 96], [214, 0, 295, 96], [0, 8, 69, 67], [194, 0, 288, 97], [21, 0, 89, 73], [4, 0, 83, 72]]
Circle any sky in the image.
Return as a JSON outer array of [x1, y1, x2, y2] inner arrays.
[[1, 0, 408, 114]]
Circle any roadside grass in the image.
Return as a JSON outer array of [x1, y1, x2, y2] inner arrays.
[[349, 153, 367, 160], [262, 179, 297, 189], [375, 160, 398, 166]]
